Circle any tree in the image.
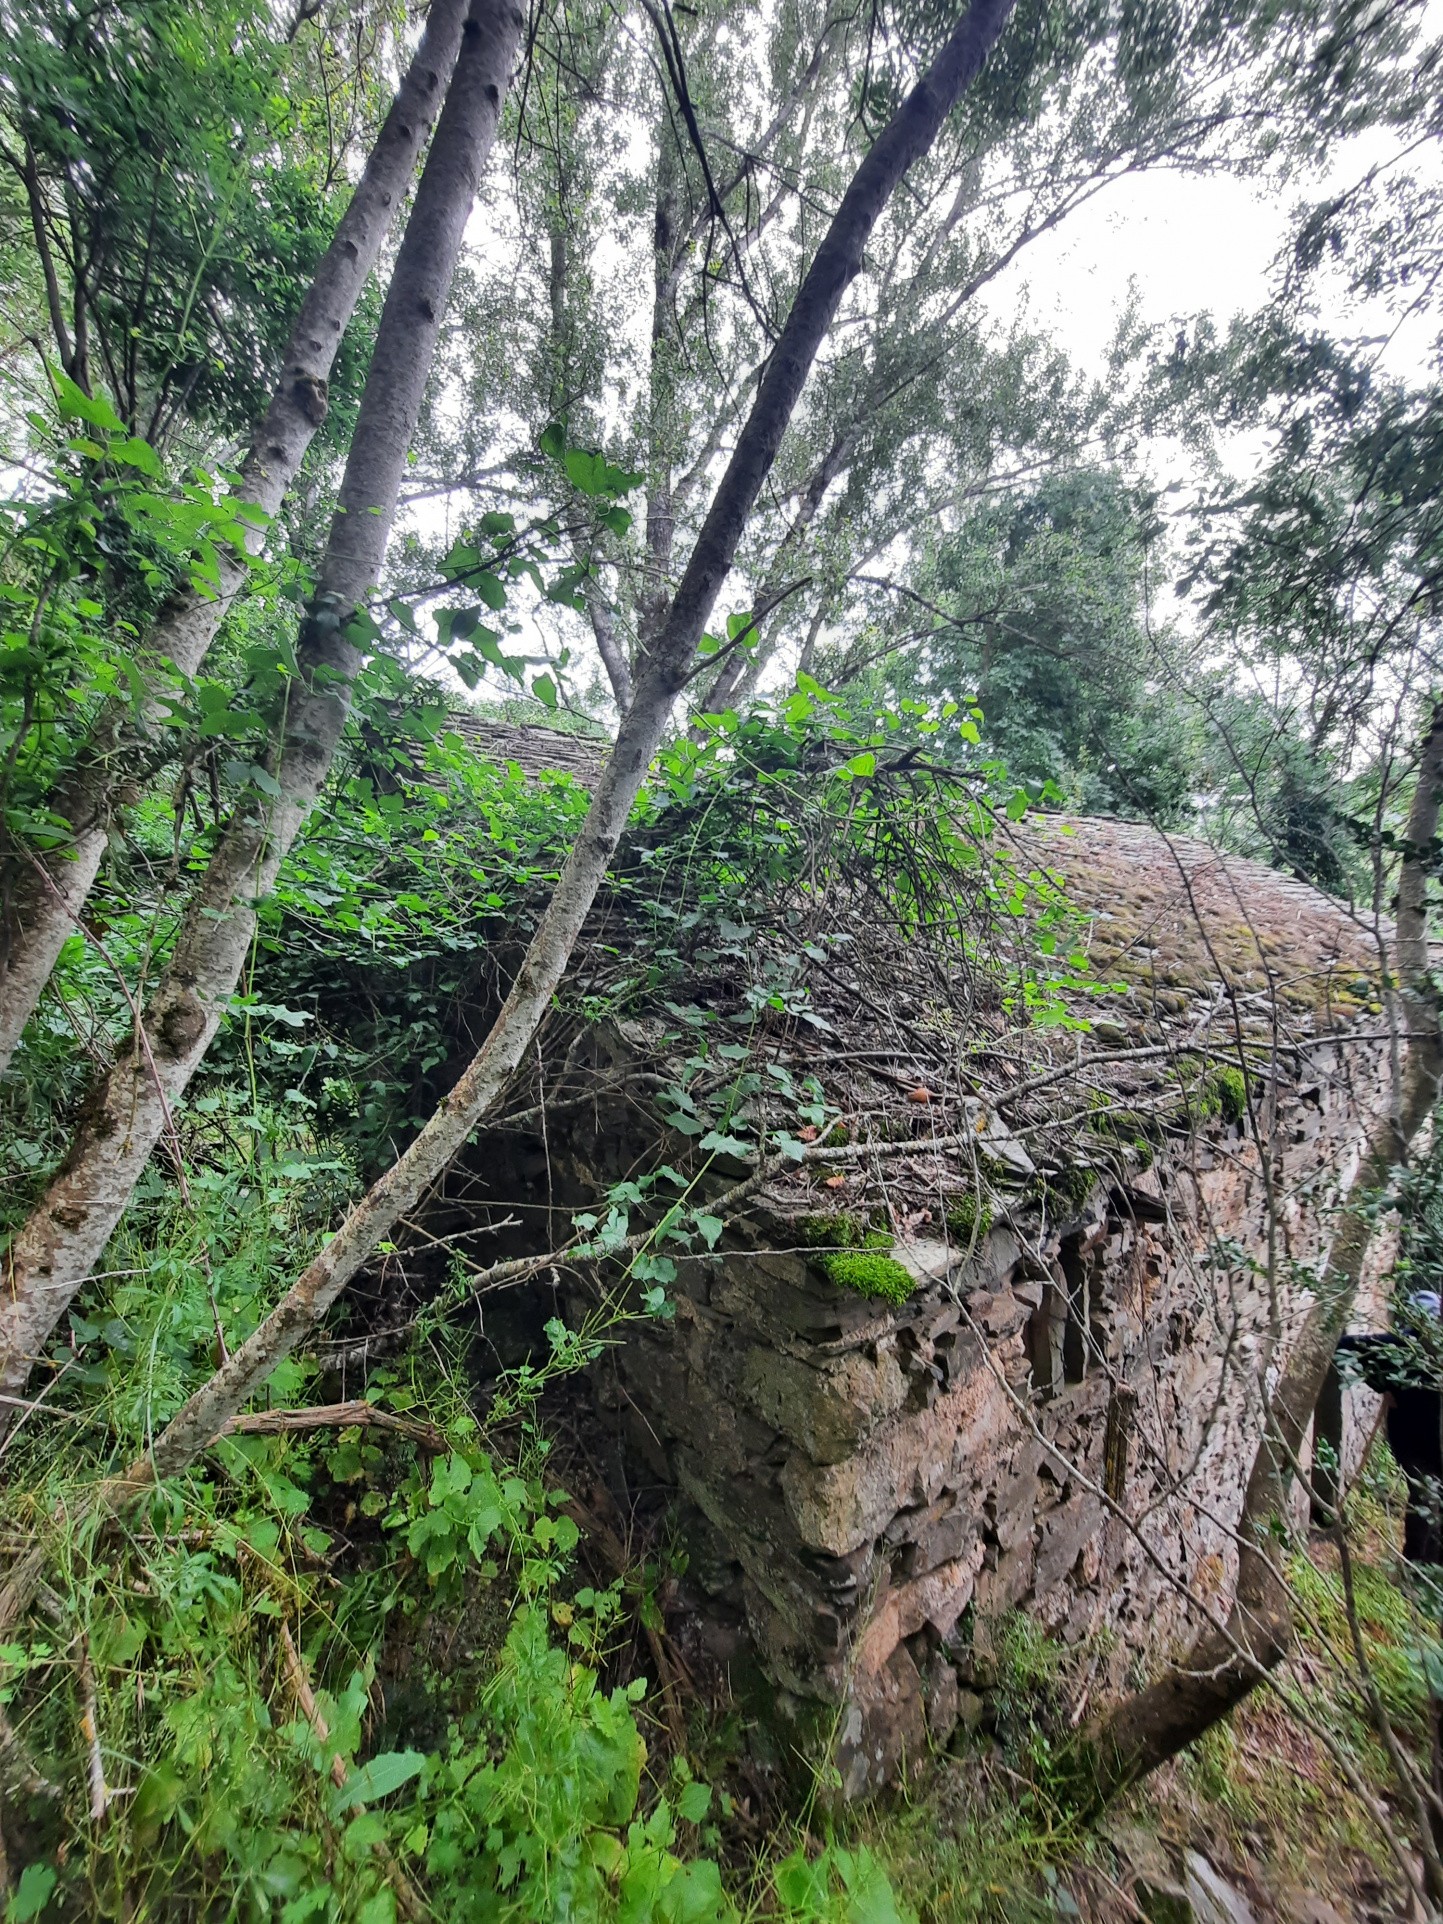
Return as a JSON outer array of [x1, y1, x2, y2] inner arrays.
[[0, 0, 525, 1423], [409, 0, 1426, 731], [0, 0, 475, 1073], [1084, 695, 1443, 1824], [854, 467, 1201, 820], [105, 0, 1026, 1484]]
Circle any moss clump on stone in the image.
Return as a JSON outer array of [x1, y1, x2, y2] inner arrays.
[[1209, 1064, 1248, 1126], [1179, 1062, 1248, 1128], [945, 1193, 994, 1241], [1042, 1165, 1095, 1216], [813, 1248, 915, 1305], [1131, 1136, 1155, 1172], [795, 1211, 888, 1250], [1086, 1089, 1162, 1146]]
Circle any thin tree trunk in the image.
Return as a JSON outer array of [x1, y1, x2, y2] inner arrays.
[[700, 427, 853, 717], [0, 0, 472, 1076], [0, 0, 523, 1423], [1085, 698, 1443, 1802], [587, 586, 634, 714], [638, 129, 682, 652], [115, 0, 1019, 1487]]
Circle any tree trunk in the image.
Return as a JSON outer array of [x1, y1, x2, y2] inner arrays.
[[118, 0, 1019, 1487], [0, 0, 473, 1076], [587, 586, 634, 714], [700, 427, 853, 717], [1085, 698, 1443, 1802], [0, 0, 523, 1423]]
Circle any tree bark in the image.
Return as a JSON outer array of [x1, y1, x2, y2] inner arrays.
[[700, 426, 854, 717], [587, 585, 634, 714], [0, 0, 523, 1423], [1085, 697, 1443, 1802], [118, 0, 1019, 1486], [0, 0, 473, 1076]]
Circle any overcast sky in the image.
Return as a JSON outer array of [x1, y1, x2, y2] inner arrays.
[[986, 122, 1441, 450]]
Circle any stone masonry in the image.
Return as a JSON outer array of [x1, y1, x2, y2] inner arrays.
[[571, 819, 1398, 1795]]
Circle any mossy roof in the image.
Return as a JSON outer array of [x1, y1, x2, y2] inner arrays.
[[441, 725, 1389, 1241], [1011, 814, 1381, 1024]]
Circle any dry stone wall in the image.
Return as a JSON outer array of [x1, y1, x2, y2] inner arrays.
[[591, 1031, 1394, 1798], [410, 744, 1400, 1796]]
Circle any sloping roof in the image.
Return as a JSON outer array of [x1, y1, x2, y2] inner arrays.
[[431, 720, 1390, 1243], [437, 718, 1381, 1025], [1014, 815, 1380, 1023], [436, 714, 605, 787]]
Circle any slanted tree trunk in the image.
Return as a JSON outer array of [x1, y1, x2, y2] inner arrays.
[[700, 426, 854, 717], [1085, 697, 1443, 1803], [113, 0, 1019, 1488], [0, 0, 523, 1425], [0, 0, 473, 1075]]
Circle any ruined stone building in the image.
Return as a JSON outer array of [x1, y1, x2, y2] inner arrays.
[[399, 726, 1394, 1795]]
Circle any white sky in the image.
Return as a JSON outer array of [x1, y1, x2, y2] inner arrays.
[[983, 127, 1442, 424]]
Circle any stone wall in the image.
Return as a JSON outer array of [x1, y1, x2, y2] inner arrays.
[[407, 750, 1400, 1795], [585, 1028, 1394, 1798]]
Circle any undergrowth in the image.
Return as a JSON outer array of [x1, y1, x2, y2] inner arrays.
[[0, 1094, 921, 1922]]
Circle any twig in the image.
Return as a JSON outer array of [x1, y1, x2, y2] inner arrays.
[[276, 1621, 429, 1921], [223, 1400, 446, 1453], [77, 1639, 108, 1826]]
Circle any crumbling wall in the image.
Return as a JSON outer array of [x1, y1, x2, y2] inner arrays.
[[590, 1030, 1394, 1798]]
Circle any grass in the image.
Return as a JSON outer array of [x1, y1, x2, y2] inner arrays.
[[769, 1448, 1437, 1923]]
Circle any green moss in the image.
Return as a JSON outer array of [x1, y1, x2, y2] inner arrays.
[[1042, 1164, 1096, 1215], [945, 1193, 993, 1241], [1210, 1064, 1248, 1126], [1086, 1089, 1163, 1146], [795, 1211, 888, 1250], [1131, 1135, 1154, 1172], [814, 1249, 916, 1305]]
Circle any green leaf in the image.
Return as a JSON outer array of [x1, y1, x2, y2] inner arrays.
[[538, 420, 567, 461], [693, 1214, 724, 1249], [51, 370, 125, 432], [111, 435, 163, 476], [330, 1749, 426, 1815], [7, 1865, 57, 1922], [564, 446, 609, 495], [699, 1130, 752, 1160], [344, 607, 382, 648], [677, 1779, 712, 1823], [532, 673, 558, 710]]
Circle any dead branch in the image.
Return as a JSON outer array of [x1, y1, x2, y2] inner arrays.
[[222, 1400, 447, 1454]]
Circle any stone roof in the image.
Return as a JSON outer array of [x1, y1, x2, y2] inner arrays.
[[1012, 814, 1381, 1024], [439, 718, 1382, 1030], [436, 714, 605, 787]]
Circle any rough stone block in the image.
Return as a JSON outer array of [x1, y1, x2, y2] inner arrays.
[[740, 1342, 907, 1465]]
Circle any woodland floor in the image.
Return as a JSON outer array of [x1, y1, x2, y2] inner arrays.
[[601, 1432, 1438, 1924]]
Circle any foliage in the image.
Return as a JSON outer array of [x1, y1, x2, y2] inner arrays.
[[898, 470, 1199, 821], [0, 0, 371, 450], [2, 0, 1443, 1911], [0, 1115, 927, 1921]]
